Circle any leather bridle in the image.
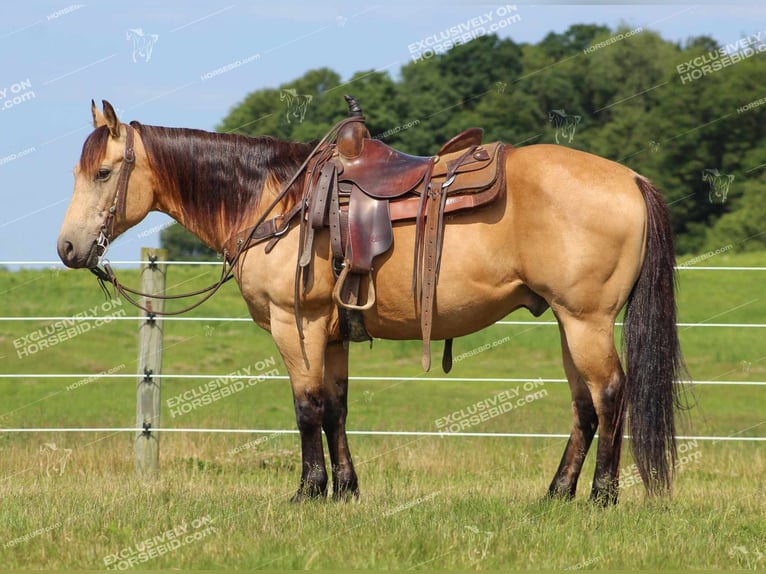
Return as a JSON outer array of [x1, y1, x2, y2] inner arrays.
[[96, 124, 136, 257]]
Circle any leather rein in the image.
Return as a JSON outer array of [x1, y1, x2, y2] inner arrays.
[[89, 119, 356, 317]]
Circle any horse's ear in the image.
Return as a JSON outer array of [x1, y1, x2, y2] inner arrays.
[[91, 99, 107, 129], [101, 100, 121, 139]]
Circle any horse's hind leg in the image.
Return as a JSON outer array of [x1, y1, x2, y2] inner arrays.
[[553, 312, 626, 504], [548, 322, 598, 499], [322, 342, 359, 500]]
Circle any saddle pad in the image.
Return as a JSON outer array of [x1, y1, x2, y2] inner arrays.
[[430, 141, 504, 195]]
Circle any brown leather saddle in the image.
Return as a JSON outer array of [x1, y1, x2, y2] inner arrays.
[[300, 96, 509, 371]]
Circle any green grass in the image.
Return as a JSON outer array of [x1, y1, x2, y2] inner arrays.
[[0, 251, 764, 569], [0, 439, 763, 569]]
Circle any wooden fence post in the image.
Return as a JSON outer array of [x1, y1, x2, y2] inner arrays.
[[135, 247, 167, 477]]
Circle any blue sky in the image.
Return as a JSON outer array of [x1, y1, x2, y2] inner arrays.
[[1, 1, 765, 266]]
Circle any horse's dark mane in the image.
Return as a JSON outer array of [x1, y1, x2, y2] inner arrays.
[[131, 122, 313, 243], [78, 122, 313, 246]]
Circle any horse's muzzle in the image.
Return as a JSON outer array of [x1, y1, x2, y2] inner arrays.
[[57, 236, 99, 269]]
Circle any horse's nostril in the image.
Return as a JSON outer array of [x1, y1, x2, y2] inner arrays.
[[57, 238, 76, 265]]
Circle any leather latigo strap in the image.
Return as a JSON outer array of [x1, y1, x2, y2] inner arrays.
[[300, 160, 337, 268], [419, 183, 443, 371], [417, 145, 482, 371]]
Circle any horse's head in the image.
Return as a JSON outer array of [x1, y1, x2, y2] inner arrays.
[[57, 100, 154, 268]]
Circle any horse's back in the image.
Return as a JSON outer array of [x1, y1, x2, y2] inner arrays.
[[506, 143, 645, 206]]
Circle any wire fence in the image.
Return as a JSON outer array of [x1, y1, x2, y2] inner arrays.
[[2, 316, 766, 328], [1, 261, 763, 441], [0, 374, 763, 386], [1, 428, 764, 441]]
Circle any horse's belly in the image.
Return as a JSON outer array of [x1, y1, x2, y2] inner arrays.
[[363, 278, 545, 340], [361, 232, 545, 341]]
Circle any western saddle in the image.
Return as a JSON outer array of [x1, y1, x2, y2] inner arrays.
[[232, 96, 508, 371]]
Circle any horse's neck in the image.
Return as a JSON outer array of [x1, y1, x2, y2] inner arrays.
[[146, 131, 266, 253], [155, 189, 228, 254]]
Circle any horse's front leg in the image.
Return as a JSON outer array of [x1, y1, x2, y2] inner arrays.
[[322, 341, 359, 500], [270, 307, 331, 501]]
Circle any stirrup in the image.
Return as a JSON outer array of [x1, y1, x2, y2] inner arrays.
[[332, 263, 376, 311]]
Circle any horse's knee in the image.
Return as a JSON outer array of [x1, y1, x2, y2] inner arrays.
[[294, 389, 324, 429], [322, 396, 347, 430]]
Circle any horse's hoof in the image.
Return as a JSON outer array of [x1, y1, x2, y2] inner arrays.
[[546, 485, 575, 501], [589, 487, 619, 506], [290, 485, 327, 503]]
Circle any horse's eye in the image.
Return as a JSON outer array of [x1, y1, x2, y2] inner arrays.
[[95, 168, 111, 181]]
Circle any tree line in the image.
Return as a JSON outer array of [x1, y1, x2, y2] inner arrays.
[[162, 24, 766, 258]]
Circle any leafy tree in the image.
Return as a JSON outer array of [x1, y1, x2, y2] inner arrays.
[[160, 223, 218, 261], [539, 23, 611, 59], [163, 27, 766, 257]]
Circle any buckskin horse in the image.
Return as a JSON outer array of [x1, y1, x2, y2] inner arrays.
[[57, 99, 686, 504]]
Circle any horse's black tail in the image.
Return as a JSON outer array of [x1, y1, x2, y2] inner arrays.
[[622, 176, 688, 495]]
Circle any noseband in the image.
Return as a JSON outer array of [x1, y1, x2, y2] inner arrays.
[[96, 123, 136, 257]]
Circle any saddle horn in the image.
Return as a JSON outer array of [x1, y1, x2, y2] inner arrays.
[[337, 95, 370, 159], [344, 94, 364, 118]]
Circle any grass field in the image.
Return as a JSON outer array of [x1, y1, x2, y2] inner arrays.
[[0, 251, 764, 569]]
